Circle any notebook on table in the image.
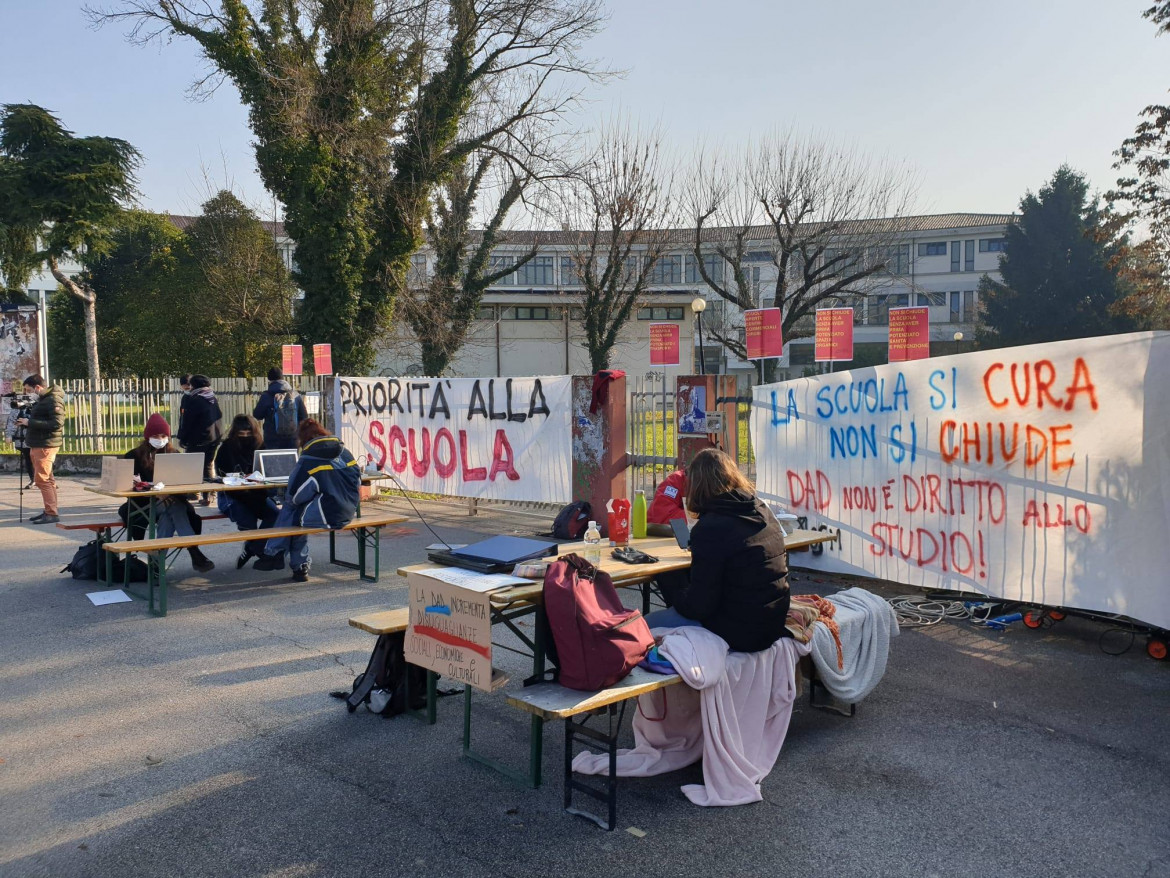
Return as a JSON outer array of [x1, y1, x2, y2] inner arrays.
[[152, 452, 206, 488], [428, 535, 558, 574], [253, 449, 299, 484]]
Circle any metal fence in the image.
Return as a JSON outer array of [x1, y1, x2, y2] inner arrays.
[[627, 375, 677, 496], [626, 376, 757, 497], [33, 377, 329, 454]]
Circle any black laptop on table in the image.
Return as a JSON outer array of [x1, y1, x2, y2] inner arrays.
[[428, 535, 559, 574]]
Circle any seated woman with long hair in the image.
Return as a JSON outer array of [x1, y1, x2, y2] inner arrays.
[[645, 447, 790, 653], [119, 413, 214, 573], [214, 414, 279, 569]]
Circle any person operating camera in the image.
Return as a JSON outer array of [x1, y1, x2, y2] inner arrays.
[[15, 374, 65, 525]]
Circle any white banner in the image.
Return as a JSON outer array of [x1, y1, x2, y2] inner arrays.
[[336, 376, 572, 503], [750, 332, 1170, 629]]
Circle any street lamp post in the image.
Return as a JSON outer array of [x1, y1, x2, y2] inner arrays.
[[691, 296, 707, 375]]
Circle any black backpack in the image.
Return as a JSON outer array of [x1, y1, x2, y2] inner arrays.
[[62, 540, 148, 583], [343, 631, 429, 717], [552, 500, 592, 541]]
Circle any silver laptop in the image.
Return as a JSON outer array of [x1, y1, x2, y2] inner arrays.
[[152, 452, 206, 487], [100, 457, 134, 492], [254, 449, 299, 484]]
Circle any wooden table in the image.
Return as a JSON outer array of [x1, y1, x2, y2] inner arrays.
[[394, 528, 838, 788]]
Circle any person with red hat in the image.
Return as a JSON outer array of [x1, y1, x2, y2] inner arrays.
[[118, 413, 214, 572]]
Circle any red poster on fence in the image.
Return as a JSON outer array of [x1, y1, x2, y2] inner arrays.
[[649, 323, 680, 366], [744, 308, 784, 360], [282, 344, 303, 375], [887, 306, 930, 362], [814, 307, 855, 362], [313, 343, 333, 376]]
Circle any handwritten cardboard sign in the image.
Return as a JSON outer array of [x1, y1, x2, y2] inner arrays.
[[815, 307, 855, 362], [751, 332, 1170, 629], [405, 570, 508, 692]]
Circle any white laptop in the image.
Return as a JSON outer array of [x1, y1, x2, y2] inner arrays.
[[253, 449, 299, 484], [100, 457, 134, 493], [152, 452, 206, 487]]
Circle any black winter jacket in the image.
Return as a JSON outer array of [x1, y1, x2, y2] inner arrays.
[[253, 380, 308, 450], [178, 388, 223, 448], [23, 384, 65, 448], [672, 490, 790, 653]]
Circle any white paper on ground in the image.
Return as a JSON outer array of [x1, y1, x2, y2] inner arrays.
[[87, 590, 133, 606], [414, 566, 528, 592]]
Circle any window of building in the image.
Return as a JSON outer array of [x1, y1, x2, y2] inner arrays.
[[824, 248, 860, 275], [647, 254, 682, 285], [743, 250, 773, 263], [962, 290, 976, 323], [569, 306, 585, 320], [636, 306, 685, 320], [964, 240, 975, 272], [949, 291, 962, 323], [867, 293, 910, 325], [503, 306, 552, 320], [918, 242, 947, 257], [886, 244, 911, 275], [476, 305, 495, 320], [917, 292, 946, 307], [408, 253, 427, 286], [489, 254, 515, 285], [560, 256, 584, 286], [979, 238, 1007, 253], [516, 255, 554, 286], [685, 253, 724, 284], [950, 241, 961, 273]]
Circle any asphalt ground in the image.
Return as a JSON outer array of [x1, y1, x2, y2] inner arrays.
[[1, 473, 1167, 878]]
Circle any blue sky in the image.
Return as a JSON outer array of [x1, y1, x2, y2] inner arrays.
[[3, 0, 1168, 219]]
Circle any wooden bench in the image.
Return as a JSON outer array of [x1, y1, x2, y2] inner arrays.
[[507, 668, 682, 831], [103, 512, 407, 615], [59, 509, 229, 587], [56, 508, 226, 536], [347, 607, 439, 724]]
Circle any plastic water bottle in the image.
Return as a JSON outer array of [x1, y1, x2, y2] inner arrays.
[[583, 520, 602, 566], [632, 490, 647, 540]]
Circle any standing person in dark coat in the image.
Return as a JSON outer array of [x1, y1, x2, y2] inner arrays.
[[16, 374, 65, 524], [644, 448, 791, 653], [177, 375, 223, 505], [253, 366, 308, 450]]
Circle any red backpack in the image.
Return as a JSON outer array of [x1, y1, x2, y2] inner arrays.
[[542, 554, 654, 691]]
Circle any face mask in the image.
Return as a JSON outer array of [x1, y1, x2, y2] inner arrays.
[[149, 437, 169, 449]]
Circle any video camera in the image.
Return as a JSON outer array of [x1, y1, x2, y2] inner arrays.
[[2, 391, 37, 408]]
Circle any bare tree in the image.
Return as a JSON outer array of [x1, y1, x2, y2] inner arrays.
[[685, 132, 917, 380], [559, 122, 676, 372], [396, 150, 541, 375]]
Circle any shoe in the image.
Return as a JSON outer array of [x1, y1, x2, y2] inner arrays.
[[31, 513, 59, 525], [253, 554, 286, 571], [28, 512, 45, 524], [291, 565, 310, 582], [236, 549, 254, 570], [198, 498, 212, 507], [190, 550, 215, 573]]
